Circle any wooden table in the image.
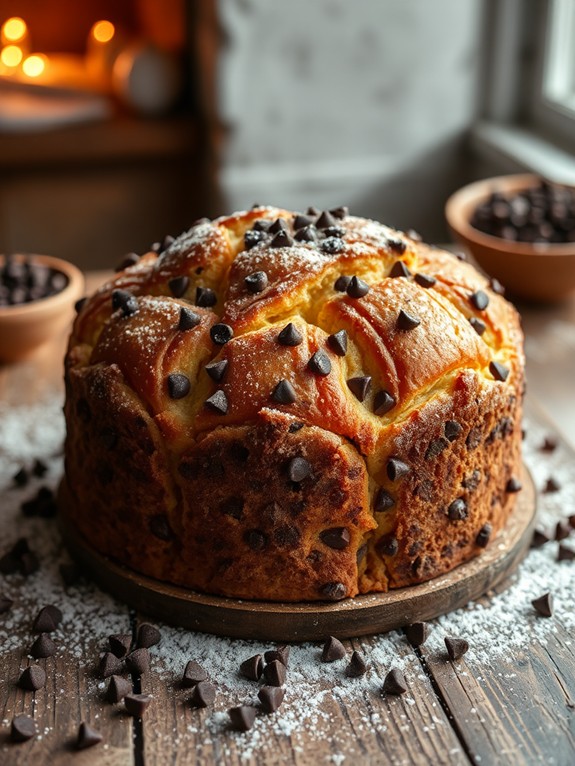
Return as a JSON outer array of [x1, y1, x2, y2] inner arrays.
[[1, 272, 575, 766]]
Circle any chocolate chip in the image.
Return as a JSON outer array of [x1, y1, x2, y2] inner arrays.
[[388, 237, 407, 254], [190, 680, 216, 708], [253, 219, 272, 232], [126, 648, 150, 676], [346, 276, 369, 298], [124, 693, 152, 717], [531, 592, 553, 617], [75, 722, 103, 751], [264, 646, 290, 666], [106, 674, 132, 703], [10, 714, 35, 742], [334, 275, 352, 292], [115, 252, 140, 272], [531, 529, 550, 548], [278, 322, 303, 346], [168, 276, 189, 298], [387, 458, 410, 481], [245, 271, 269, 293], [205, 359, 228, 382], [447, 498, 468, 521], [506, 477, 522, 493], [389, 261, 411, 278], [329, 206, 348, 219], [245, 530, 268, 551], [167, 373, 190, 400], [444, 421, 462, 441], [555, 521, 570, 541], [210, 323, 234, 345], [405, 622, 430, 647], [294, 214, 314, 230], [489, 361, 509, 381], [374, 488, 395, 512], [470, 290, 489, 310], [30, 633, 56, 659], [99, 652, 123, 678], [288, 456, 311, 482], [0, 596, 14, 614], [490, 277, 505, 295], [19, 665, 46, 691], [414, 272, 436, 288], [244, 229, 266, 249], [270, 230, 294, 248], [475, 523, 492, 548], [75, 296, 87, 313], [345, 651, 367, 677], [182, 660, 208, 687], [321, 636, 346, 662], [137, 623, 161, 649], [377, 535, 399, 557], [544, 476, 561, 493], [327, 330, 348, 356], [320, 582, 347, 601], [258, 686, 285, 713], [32, 458, 47, 478], [558, 545, 575, 562], [316, 211, 337, 229], [195, 286, 217, 307], [205, 390, 228, 415], [33, 605, 62, 633], [320, 527, 351, 550], [13, 467, 29, 487], [382, 667, 407, 694], [445, 637, 469, 660], [374, 390, 396, 416], [307, 206, 320, 216], [112, 289, 138, 317], [263, 659, 286, 687], [397, 309, 420, 330], [229, 705, 257, 731], [272, 379, 297, 404], [322, 237, 345, 254], [269, 218, 288, 233], [178, 307, 201, 331], [19, 551, 39, 575], [425, 437, 449, 460], [541, 435, 558, 452], [294, 225, 317, 242], [149, 514, 174, 541], [469, 317, 487, 335], [323, 226, 345, 238], [240, 654, 264, 681], [347, 376, 371, 402], [308, 349, 331, 376]]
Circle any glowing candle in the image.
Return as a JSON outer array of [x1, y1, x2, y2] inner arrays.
[[22, 53, 47, 78], [1, 16, 28, 45]]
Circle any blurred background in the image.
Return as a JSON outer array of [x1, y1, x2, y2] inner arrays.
[[0, 0, 574, 270]]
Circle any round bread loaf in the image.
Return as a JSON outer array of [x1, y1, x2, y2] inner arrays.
[[63, 206, 524, 601]]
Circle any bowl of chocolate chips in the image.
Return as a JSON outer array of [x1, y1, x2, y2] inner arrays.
[[0, 254, 84, 362], [446, 173, 575, 302]]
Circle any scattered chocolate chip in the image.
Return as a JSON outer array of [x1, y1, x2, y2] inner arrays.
[[99, 652, 123, 679], [323, 226, 345, 238], [149, 514, 174, 541], [506, 477, 522, 493], [294, 225, 317, 243], [387, 458, 410, 481], [106, 674, 132, 703], [347, 376, 371, 402], [126, 648, 150, 676], [75, 296, 87, 313], [270, 230, 294, 248], [320, 582, 347, 601], [115, 252, 140, 272], [320, 527, 351, 550], [555, 521, 571, 541], [544, 476, 561, 493], [263, 659, 286, 687], [389, 261, 411, 278], [490, 277, 505, 295], [414, 272, 436, 288], [240, 654, 264, 681], [322, 237, 345, 254], [470, 290, 489, 311], [397, 309, 421, 331], [229, 705, 257, 731], [405, 622, 430, 647], [168, 276, 189, 298], [178, 307, 201, 331], [182, 660, 208, 688], [33, 605, 62, 633], [330, 206, 348, 219], [205, 390, 229, 415], [334, 275, 352, 292], [346, 276, 369, 298], [112, 289, 138, 317], [269, 218, 288, 234], [374, 390, 396, 416], [30, 633, 56, 659], [388, 237, 407, 254], [321, 636, 346, 662], [307, 206, 320, 216], [10, 714, 35, 743], [278, 322, 303, 346], [531, 592, 553, 617], [316, 210, 337, 229], [425, 437, 449, 460], [444, 421, 462, 441], [445, 637, 469, 660], [476, 523, 492, 548], [264, 646, 290, 667], [448, 498, 468, 521], [244, 529, 268, 552], [245, 271, 269, 293], [327, 329, 348, 356], [346, 651, 367, 677], [167, 373, 190, 400], [253, 219, 272, 232], [490, 361, 509, 382], [272, 379, 297, 404], [137, 623, 161, 649], [244, 229, 266, 249], [377, 535, 399, 557], [124, 693, 152, 717], [374, 488, 395, 512], [558, 545, 575, 562], [356, 544, 367, 564], [0, 596, 14, 614], [190, 680, 216, 708], [294, 214, 314, 230], [382, 667, 407, 694], [19, 551, 39, 575], [258, 686, 285, 714], [205, 359, 228, 382], [531, 529, 551, 548], [210, 323, 234, 345], [469, 317, 487, 336], [76, 722, 103, 750], [307, 349, 331, 377], [288, 456, 311, 482], [21, 486, 57, 519], [195, 286, 217, 307], [13, 467, 29, 487], [32, 458, 47, 478], [541, 435, 558, 452], [19, 665, 46, 691]]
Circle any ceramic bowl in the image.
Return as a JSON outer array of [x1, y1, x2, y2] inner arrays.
[[445, 173, 575, 302], [0, 254, 84, 363]]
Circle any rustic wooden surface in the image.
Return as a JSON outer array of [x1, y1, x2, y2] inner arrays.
[[1, 271, 575, 766]]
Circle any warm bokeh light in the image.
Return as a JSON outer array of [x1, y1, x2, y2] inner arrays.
[[92, 20, 115, 44], [1, 16, 27, 43], [22, 53, 47, 78], [1, 44, 23, 67]]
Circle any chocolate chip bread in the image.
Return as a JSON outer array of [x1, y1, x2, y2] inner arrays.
[[63, 206, 524, 601]]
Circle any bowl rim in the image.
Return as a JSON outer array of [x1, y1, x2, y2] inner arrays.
[[0, 253, 84, 318], [445, 172, 575, 258]]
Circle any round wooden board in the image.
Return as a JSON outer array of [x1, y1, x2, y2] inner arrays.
[[58, 464, 536, 642]]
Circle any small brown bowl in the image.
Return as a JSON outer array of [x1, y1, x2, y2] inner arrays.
[[445, 173, 575, 302], [0, 254, 84, 363]]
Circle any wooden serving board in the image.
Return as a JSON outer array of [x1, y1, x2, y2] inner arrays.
[[58, 464, 535, 642]]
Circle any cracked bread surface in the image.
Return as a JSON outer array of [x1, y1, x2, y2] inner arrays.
[[63, 207, 524, 601]]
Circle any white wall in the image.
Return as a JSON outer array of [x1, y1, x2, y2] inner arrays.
[[217, 0, 484, 239]]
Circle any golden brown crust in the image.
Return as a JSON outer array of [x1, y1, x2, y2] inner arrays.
[[64, 208, 524, 601]]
